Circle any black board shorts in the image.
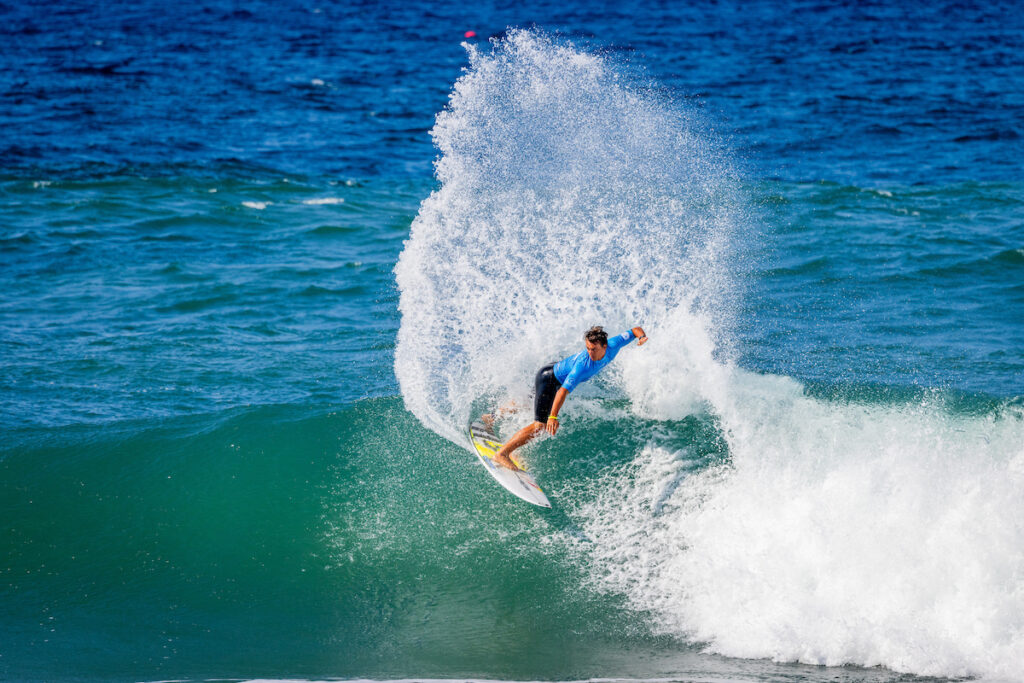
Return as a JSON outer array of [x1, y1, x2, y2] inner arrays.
[[534, 363, 563, 423]]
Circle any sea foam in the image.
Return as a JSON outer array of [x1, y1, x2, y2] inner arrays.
[[582, 368, 1024, 680]]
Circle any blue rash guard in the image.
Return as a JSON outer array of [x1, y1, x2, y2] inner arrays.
[[553, 330, 636, 392]]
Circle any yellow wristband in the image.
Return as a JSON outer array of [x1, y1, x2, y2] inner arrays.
[[548, 415, 558, 420]]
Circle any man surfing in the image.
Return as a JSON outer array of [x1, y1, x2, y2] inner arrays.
[[490, 325, 648, 470]]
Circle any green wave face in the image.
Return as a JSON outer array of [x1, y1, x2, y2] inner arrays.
[[0, 400, 679, 681]]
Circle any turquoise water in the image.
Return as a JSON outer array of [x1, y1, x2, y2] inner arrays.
[[3, 4, 1024, 683]]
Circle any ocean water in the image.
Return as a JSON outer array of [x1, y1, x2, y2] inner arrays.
[[2, 2, 1023, 683]]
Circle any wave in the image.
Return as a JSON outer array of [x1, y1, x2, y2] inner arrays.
[[394, 29, 1024, 681]]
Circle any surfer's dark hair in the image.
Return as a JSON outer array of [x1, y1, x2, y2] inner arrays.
[[584, 326, 608, 346]]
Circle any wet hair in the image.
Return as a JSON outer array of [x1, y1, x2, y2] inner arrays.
[[584, 325, 608, 346]]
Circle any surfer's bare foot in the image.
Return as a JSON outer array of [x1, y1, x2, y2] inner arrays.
[[481, 413, 495, 428]]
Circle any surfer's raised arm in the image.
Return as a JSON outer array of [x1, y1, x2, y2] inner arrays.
[[489, 324, 649, 470]]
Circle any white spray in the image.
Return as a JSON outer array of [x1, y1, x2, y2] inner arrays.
[[395, 30, 738, 443]]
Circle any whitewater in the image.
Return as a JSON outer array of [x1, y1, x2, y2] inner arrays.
[[395, 30, 1024, 681]]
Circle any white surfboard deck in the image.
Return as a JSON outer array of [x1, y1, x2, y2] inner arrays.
[[468, 419, 551, 508]]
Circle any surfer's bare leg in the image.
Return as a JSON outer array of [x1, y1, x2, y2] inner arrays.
[[482, 400, 522, 429], [493, 421, 544, 471]]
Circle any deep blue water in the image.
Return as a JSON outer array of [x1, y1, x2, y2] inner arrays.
[[4, 1, 1023, 181], [2, 2, 1023, 682]]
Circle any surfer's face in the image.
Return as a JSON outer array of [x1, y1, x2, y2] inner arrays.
[[585, 340, 607, 361]]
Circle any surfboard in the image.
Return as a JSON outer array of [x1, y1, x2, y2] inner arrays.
[[468, 419, 551, 508]]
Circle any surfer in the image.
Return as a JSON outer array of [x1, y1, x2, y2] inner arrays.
[[491, 325, 648, 471]]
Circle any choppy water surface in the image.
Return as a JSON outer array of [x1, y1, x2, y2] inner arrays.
[[2, 2, 1023, 683]]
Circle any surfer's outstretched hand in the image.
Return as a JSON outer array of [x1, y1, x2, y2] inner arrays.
[[633, 326, 649, 345]]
